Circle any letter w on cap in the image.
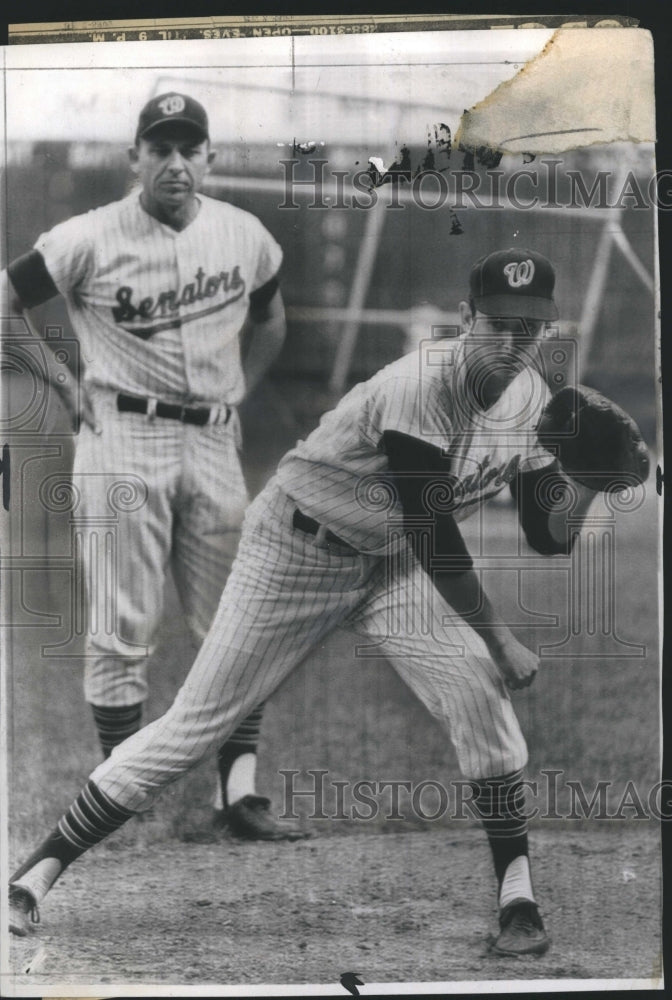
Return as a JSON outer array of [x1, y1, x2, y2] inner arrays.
[[503, 259, 535, 287]]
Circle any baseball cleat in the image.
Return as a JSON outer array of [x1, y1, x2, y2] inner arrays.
[[218, 794, 310, 841], [492, 899, 550, 956], [9, 885, 40, 937]]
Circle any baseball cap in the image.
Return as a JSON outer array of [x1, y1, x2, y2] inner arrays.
[[469, 248, 558, 321], [135, 92, 209, 143]]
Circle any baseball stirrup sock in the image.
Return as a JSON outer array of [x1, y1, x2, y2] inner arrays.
[[216, 703, 264, 808], [470, 769, 535, 905], [91, 702, 143, 758], [10, 781, 135, 902]]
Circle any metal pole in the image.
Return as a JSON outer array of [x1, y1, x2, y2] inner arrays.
[[328, 198, 388, 397]]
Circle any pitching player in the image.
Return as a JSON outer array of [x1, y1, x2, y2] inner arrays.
[[2, 92, 305, 841], [11, 248, 634, 956]]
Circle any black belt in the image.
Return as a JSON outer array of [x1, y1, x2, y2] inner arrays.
[[292, 508, 354, 550], [116, 393, 230, 427]]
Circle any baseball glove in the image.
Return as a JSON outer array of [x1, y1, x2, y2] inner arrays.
[[536, 384, 650, 493]]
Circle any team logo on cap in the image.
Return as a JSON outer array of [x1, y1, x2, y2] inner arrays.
[[157, 95, 186, 117], [503, 259, 535, 288]]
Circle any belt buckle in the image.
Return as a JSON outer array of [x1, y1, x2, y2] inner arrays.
[[179, 405, 187, 423], [209, 405, 229, 426], [147, 398, 158, 422]]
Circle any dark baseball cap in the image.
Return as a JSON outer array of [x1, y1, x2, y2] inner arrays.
[[469, 248, 558, 321], [135, 92, 209, 143]]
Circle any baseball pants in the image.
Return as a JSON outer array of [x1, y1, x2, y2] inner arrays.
[[90, 479, 527, 810], [73, 387, 249, 706]]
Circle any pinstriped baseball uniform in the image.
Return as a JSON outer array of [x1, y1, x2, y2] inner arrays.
[[35, 189, 281, 403], [90, 340, 555, 807], [32, 188, 282, 704]]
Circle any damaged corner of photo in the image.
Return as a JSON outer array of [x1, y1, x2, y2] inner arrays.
[[0, 19, 665, 997]]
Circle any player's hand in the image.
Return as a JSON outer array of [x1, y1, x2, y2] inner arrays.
[[53, 376, 100, 435], [492, 634, 540, 691]]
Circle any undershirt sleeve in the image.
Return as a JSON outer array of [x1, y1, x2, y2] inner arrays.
[[7, 250, 60, 308], [382, 429, 473, 576], [512, 460, 573, 555], [248, 275, 279, 312], [251, 219, 283, 292]]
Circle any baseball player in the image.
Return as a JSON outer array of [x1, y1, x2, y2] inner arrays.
[[9, 248, 646, 955], [2, 92, 305, 841]]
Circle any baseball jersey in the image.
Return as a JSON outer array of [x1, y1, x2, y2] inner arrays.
[[277, 339, 554, 554], [21, 190, 282, 404]]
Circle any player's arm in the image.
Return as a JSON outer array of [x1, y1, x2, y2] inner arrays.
[[381, 430, 539, 690], [1, 260, 95, 432], [511, 461, 598, 555], [240, 279, 286, 395]]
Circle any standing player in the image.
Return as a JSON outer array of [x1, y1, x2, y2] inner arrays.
[[8, 249, 646, 954], [2, 91, 305, 841]]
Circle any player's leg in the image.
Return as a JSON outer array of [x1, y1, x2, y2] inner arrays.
[[173, 419, 298, 839], [347, 553, 549, 956], [73, 394, 180, 758], [9, 484, 375, 928], [9, 781, 135, 935]]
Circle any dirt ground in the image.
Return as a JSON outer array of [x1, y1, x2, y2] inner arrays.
[[6, 823, 662, 993]]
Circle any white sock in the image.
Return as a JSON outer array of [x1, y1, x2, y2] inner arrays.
[[213, 780, 224, 811], [498, 855, 535, 910], [13, 857, 62, 904], [226, 753, 257, 806]]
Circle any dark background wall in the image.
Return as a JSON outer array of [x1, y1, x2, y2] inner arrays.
[[3, 141, 658, 451]]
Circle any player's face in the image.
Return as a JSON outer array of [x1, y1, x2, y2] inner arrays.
[[460, 306, 548, 410], [129, 125, 215, 215]]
